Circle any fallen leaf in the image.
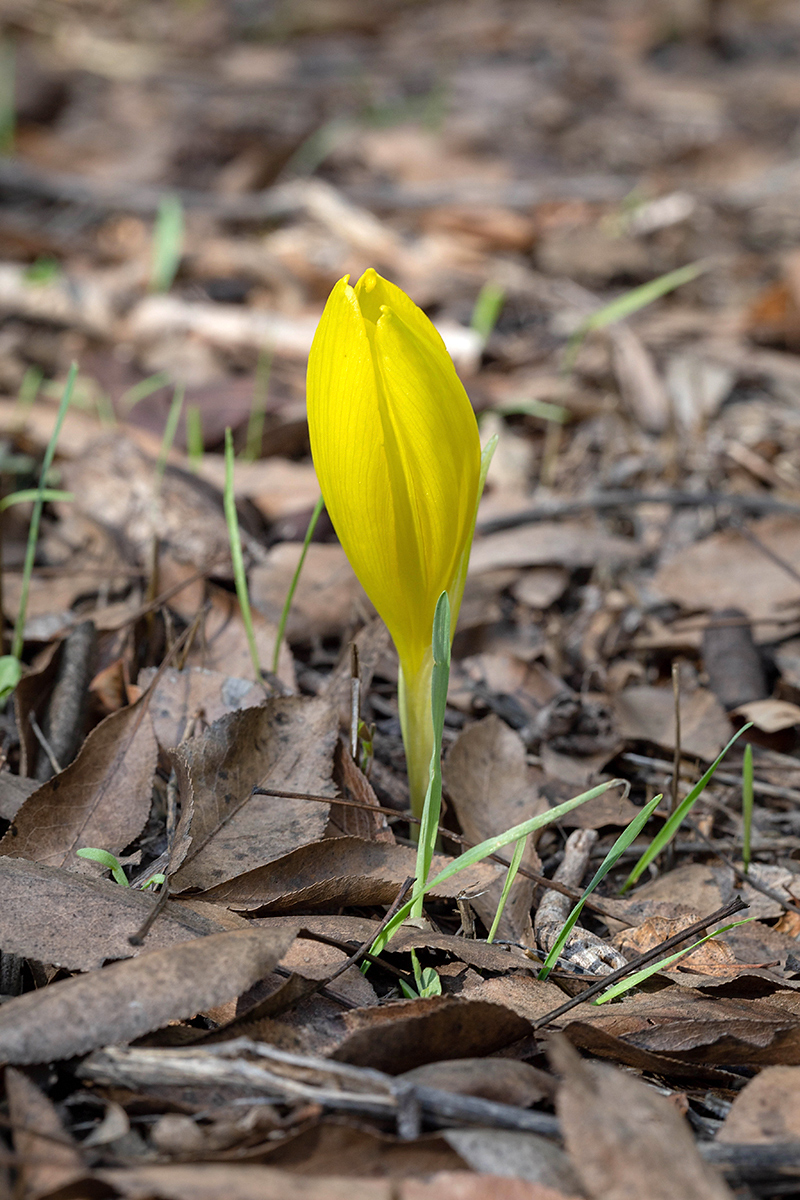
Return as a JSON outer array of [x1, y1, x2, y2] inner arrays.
[[0, 695, 158, 870], [0, 856, 245, 971], [332, 996, 531, 1073], [550, 1033, 734, 1199], [200, 837, 499, 912], [733, 697, 800, 733], [171, 697, 337, 892], [399, 1058, 555, 1107], [717, 1065, 800, 1143], [178, 582, 296, 688], [613, 684, 731, 758], [0, 926, 297, 1063], [98, 1165, 392, 1200], [250, 543, 373, 642], [443, 715, 545, 942], [329, 739, 393, 842], [469, 521, 640, 574], [404, 1172, 580, 1200], [439, 1130, 580, 1197], [6, 1067, 86, 1200], [142, 666, 264, 750]]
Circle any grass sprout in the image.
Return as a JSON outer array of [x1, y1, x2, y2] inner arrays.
[[77, 847, 165, 890], [120, 371, 171, 414], [243, 349, 271, 462], [149, 194, 184, 293], [370, 777, 626, 959], [411, 591, 451, 919], [185, 404, 204, 472], [271, 494, 324, 674], [487, 832, 528, 943], [742, 742, 754, 874], [0, 37, 15, 155], [155, 384, 185, 487], [224, 427, 263, 686], [593, 917, 756, 1005], [621, 724, 751, 892], [470, 282, 505, 344], [537, 792, 664, 980]]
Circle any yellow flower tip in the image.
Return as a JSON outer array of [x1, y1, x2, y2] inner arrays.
[[307, 268, 481, 680]]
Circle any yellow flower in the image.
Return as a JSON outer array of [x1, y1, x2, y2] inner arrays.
[[307, 268, 482, 814]]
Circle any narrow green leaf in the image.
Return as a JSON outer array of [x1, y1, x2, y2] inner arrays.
[[621, 725, 751, 892], [742, 742, 754, 875], [0, 489, 73, 513], [487, 832, 527, 943], [538, 792, 663, 979], [271, 494, 325, 674], [76, 847, 129, 887], [411, 590, 450, 920], [224, 428, 263, 686], [150, 194, 184, 293], [470, 282, 505, 343], [155, 384, 185, 487], [0, 656, 22, 702]]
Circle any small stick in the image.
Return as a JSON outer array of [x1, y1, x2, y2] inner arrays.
[[350, 642, 361, 762], [663, 659, 681, 873]]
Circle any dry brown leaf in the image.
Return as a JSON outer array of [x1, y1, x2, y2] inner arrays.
[[0, 857, 245, 971], [99, 1165, 392, 1200], [0, 695, 157, 870], [613, 913, 739, 974], [179, 582, 296, 688], [717, 1065, 800, 1143], [550, 1034, 734, 1199], [329, 739, 393, 842], [0, 926, 297, 1064], [612, 684, 731, 759], [331, 996, 530, 1073], [399, 1058, 555, 1107], [142, 666, 264, 750], [733, 697, 800, 732], [469, 521, 640, 574], [652, 515, 800, 636], [6, 1067, 87, 1200], [439, 1130, 581, 1198], [200, 837, 499, 912], [443, 715, 545, 943], [403, 1174, 580, 1200], [0, 774, 37, 822], [170, 697, 337, 892], [250, 543, 373, 642]]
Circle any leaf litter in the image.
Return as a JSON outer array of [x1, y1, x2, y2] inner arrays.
[[8, 3, 800, 1198]]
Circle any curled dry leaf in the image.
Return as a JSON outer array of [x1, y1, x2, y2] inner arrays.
[[170, 697, 337, 892], [0, 695, 158, 870], [550, 1033, 734, 1200], [0, 857, 244, 971], [200, 836, 500, 912], [0, 926, 297, 1064], [331, 996, 531, 1073], [443, 714, 545, 943]]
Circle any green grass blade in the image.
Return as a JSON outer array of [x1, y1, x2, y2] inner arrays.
[[471, 282, 505, 344], [149, 194, 184, 293], [185, 405, 203, 472], [563, 260, 709, 372], [17, 365, 43, 410], [621, 724, 752, 892], [0, 37, 15, 155], [411, 591, 451, 920], [538, 792, 663, 980], [487, 832, 527, 943], [271, 494, 325, 674], [742, 742, 754, 875], [371, 777, 625, 957], [593, 917, 756, 1005], [243, 349, 271, 462], [494, 399, 570, 423], [76, 847, 129, 887], [224, 428, 263, 686], [12, 364, 77, 661], [119, 371, 171, 414], [0, 489, 73, 513], [155, 384, 185, 487]]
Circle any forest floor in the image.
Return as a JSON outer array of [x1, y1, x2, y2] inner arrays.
[[5, 1, 800, 1197]]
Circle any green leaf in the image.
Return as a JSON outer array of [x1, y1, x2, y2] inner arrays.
[[149, 193, 184, 293], [411, 590, 451, 919], [0, 656, 22, 702], [621, 725, 751, 891], [224, 428, 263, 687], [0, 488, 74, 513], [538, 792, 663, 979], [76, 847, 129, 887], [487, 831, 527, 944], [271, 494, 325, 674]]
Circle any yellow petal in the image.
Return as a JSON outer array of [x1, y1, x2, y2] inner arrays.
[[307, 270, 480, 676]]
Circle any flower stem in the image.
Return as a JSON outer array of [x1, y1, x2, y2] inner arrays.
[[398, 652, 434, 822]]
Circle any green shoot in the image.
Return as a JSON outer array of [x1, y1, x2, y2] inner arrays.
[[24, 256, 61, 287], [470, 282, 505, 344], [401, 957, 443, 999], [77, 847, 129, 887], [271, 493, 325, 673], [563, 259, 709, 372], [742, 742, 754, 875], [0, 489, 72, 513], [243, 349, 272, 462], [621, 725, 752, 892], [9, 365, 76, 667], [370, 777, 625, 958], [17, 366, 43, 410], [0, 37, 15, 155], [411, 591, 451, 920], [142, 872, 166, 890], [487, 832, 527, 943], [281, 116, 351, 178], [185, 404, 204, 472], [494, 398, 570, 424], [149, 194, 184, 293], [538, 792, 664, 980], [224, 428, 263, 686], [593, 917, 756, 1005], [155, 384, 185, 487], [119, 371, 171, 414]]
